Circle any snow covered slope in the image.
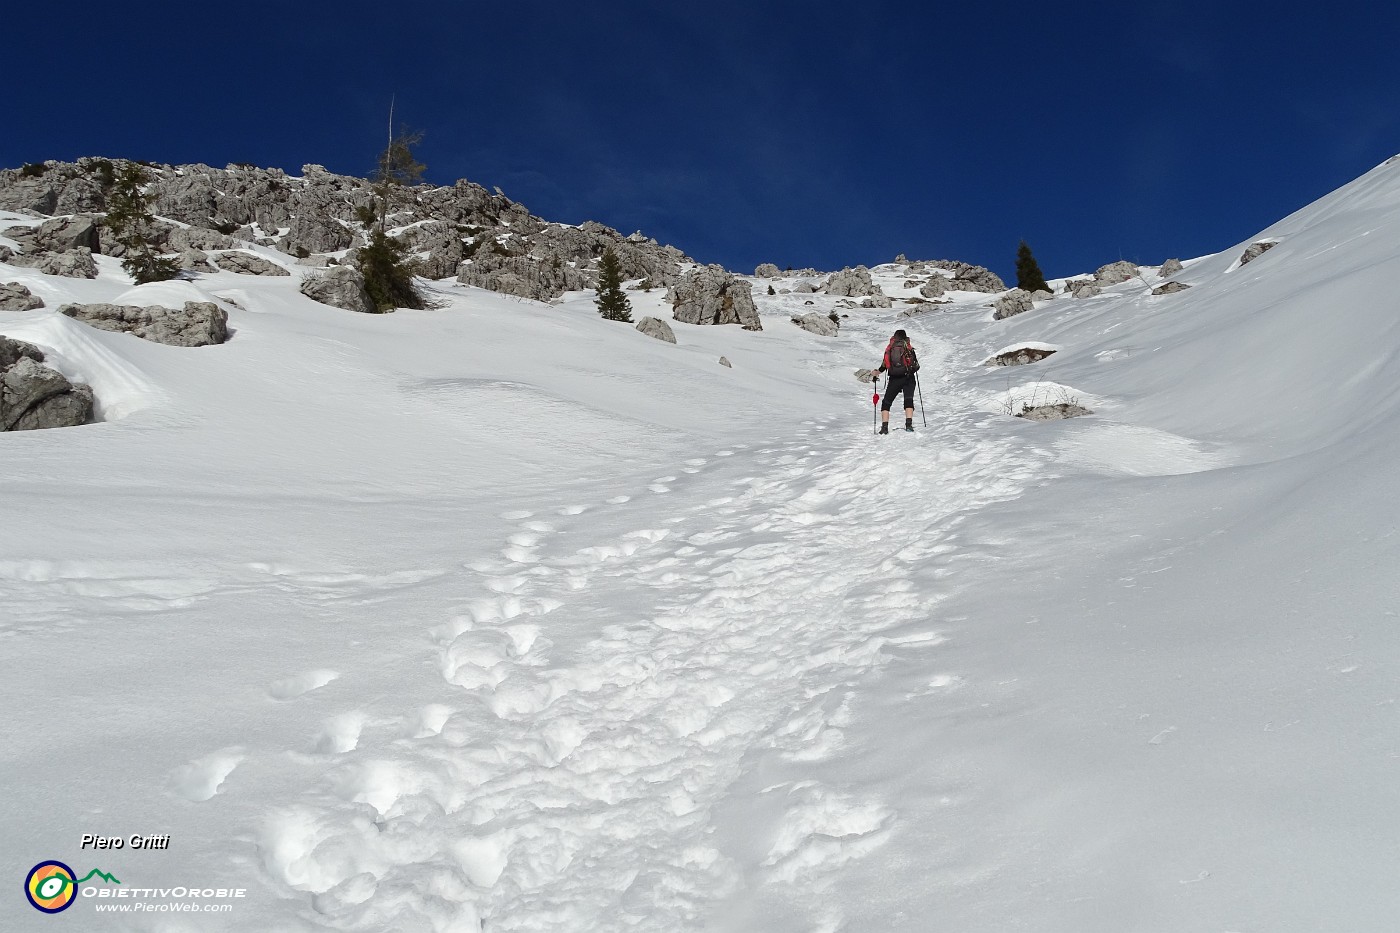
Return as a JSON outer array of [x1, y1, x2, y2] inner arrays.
[[3, 155, 1399, 932]]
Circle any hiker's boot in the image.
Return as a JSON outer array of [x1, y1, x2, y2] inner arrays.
[[879, 422, 889, 435], [905, 418, 915, 432]]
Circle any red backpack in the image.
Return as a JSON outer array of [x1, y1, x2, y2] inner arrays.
[[887, 339, 920, 377]]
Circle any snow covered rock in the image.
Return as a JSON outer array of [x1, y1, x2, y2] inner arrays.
[[0, 159, 694, 304], [1152, 281, 1192, 295], [460, 251, 587, 301], [988, 346, 1056, 366], [179, 248, 215, 273], [0, 336, 94, 430], [822, 265, 883, 298], [152, 169, 235, 227], [0, 282, 44, 310], [925, 260, 1006, 293], [791, 312, 839, 336], [992, 288, 1034, 320], [0, 175, 58, 214], [285, 206, 357, 257], [0, 335, 42, 369], [1093, 260, 1140, 285], [95, 218, 177, 258], [168, 226, 237, 253], [919, 277, 948, 298], [1239, 240, 1277, 265], [1031, 288, 1054, 301], [754, 263, 782, 277], [718, 356, 732, 367], [6, 247, 98, 278], [636, 316, 677, 344], [394, 221, 462, 280], [1015, 401, 1092, 421], [669, 265, 761, 330], [861, 294, 892, 308], [59, 301, 230, 346], [459, 222, 684, 300], [40, 214, 100, 252], [1068, 279, 1101, 299], [215, 251, 290, 276], [299, 265, 375, 314], [5, 214, 102, 253], [1159, 257, 1184, 277]]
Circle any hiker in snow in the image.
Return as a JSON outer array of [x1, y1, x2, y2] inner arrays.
[[874, 329, 920, 434]]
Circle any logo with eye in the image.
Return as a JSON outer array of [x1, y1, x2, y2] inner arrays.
[[25, 861, 78, 914], [24, 862, 121, 914]]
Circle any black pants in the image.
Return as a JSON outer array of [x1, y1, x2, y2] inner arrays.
[[882, 373, 915, 412]]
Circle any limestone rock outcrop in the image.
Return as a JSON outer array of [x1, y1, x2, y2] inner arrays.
[[168, 227, 236, 252], [215, 251, 290, 276], [919, 277, 948, 298], [823, 266, 882, 298], [179, 249, 215, 273], [0, 336, 94, 430], [992, 288, 1034, 320], [1093, 260, 1140, 286], [5, 247, 98, 279], [300, 266, 375, 314], [791, 312, 839, 336], [670, 265, 761, 330], [0, 159, 696, 305], [59, 301, 230, 346], [3, 214, 101, 253], [924, 260, 1006, 293], [1239, 241, 1277, 266], [0, 282, 44, 311], [1016, 402, 1092, 421], [988, 346, 1056, 366], [636, 316, 677, 344]]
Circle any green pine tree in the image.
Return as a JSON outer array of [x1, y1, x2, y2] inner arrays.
[[105, 163, 179, 285], [594, 247, 632, 322], [1015, 240, 1051, 294], [357, 107, 431, 312], [359, 228, 426, 313]]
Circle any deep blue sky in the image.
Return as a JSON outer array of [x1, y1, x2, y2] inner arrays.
[[6, 1, 1399, 282]]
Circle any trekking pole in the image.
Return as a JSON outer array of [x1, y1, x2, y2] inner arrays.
[[871, 374, 881, 435], [916, 374, 927, 426]]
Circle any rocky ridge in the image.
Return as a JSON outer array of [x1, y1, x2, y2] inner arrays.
[[0, 159, 694, 304], [0, 335, 94, 430]]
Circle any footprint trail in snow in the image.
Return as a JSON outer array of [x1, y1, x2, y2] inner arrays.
[[257, 412, 1051, 932]]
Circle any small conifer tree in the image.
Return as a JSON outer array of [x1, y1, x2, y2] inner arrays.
[[359, 229, 425, 312], [1015, 240, 1051, 294], [357, 104, 431, 312], [594, 247, 632, 322], [105, 163, 179, 284]]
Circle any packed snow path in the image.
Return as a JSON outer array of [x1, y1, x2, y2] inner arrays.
[[257, 408, 1052, 931]]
